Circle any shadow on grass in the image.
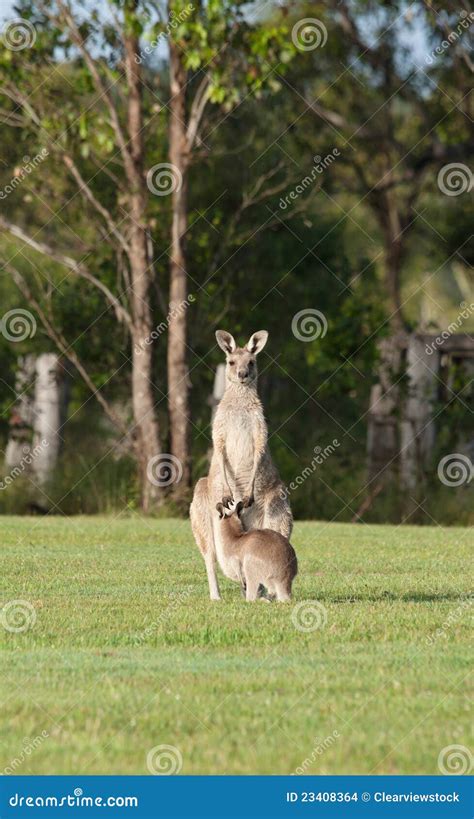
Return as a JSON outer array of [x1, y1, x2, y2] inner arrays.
[[304, 591, 468, 603]]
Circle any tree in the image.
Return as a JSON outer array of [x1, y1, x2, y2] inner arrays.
[[284, 0, 472, 489], [0, 0, 166, 510], [291, 0, 472, 331], [156, 0, 296, 492], [0, 0, 296, 507]]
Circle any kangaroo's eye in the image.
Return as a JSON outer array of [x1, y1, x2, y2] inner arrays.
[[229, 360, 235, 366], [248, 361, 254, 368]]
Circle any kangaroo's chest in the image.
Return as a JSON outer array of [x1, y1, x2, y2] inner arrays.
[[224, 409, 254, 474], [214, 528, 242, 582]]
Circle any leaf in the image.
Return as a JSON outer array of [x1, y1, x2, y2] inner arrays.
[[79, 114, 88, 140]]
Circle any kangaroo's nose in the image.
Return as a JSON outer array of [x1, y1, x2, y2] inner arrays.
[[238, 369, 247, 380]]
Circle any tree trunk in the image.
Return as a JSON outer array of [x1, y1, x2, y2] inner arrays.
[[210, 363, 226, 423], [399, 335, 439, 491], [381, 191, 405, 334], [385, 240, 404, 332], [5, 353, 69, 495], [167, 38, 191, 493], [367, 333, 406, 484], [124, 21, 163, 512], [207, 363, 226, 465], [130, 253, 163, 513], [366, 192, 408, 492], [32, 353, 68, 484], [5, 354, 36, 470]]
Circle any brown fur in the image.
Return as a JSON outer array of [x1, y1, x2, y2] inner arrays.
[[215, 501, 297, 602], [190, 330, 293, 600]]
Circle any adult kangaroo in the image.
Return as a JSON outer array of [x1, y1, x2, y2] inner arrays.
[[190, 329, 292, 600]]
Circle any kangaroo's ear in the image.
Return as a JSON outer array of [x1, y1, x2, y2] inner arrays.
[[216, 502, 225, 519], [216, 330, 236, 354], [246, 330, 268, 355]]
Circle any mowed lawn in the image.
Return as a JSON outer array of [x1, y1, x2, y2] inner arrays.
[[1, 516, 472, 776]]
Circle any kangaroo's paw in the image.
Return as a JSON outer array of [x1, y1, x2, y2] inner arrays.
[[242, 494, 254, 508], [222, 495, 234, 508]]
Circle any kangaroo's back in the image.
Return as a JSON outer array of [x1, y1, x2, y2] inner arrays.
[[241, 529, 298, 579]]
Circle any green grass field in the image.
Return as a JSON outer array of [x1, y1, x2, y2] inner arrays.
[[1, 516, 472, 776]]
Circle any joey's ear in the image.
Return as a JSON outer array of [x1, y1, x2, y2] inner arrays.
[[235, 501, 244, 517], [216, 330, 236, 354], [246, 330, 268, 355], [216, 502, 225, 519]]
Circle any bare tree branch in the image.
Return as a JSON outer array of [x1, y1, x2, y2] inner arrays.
[[0, 108, 28, 127], [0, 216, 133, 331], [241, 161, 289, 207], [52, 0, 136, 182], [0, 81, 131, 253], [6, 263, 130, 437], [304, 97, 360, 133], [422, 0, 474, 72], [61, 153, 130, 253], [90, 154, 125, 190], [187, 75, 211, 150]]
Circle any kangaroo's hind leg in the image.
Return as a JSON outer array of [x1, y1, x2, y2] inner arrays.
[[242, 562, 258, 602], [245, 576, 260, 601], [274, 579, 292, 602], [238, 565, 247, 598], [190, 477, 221, 601]]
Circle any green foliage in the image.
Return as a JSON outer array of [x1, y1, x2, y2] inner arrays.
[[164, 0, 294, 104]]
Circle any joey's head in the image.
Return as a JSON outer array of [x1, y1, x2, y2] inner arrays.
[[215, 330, 268, 387], [216, 500, 244, 521]]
